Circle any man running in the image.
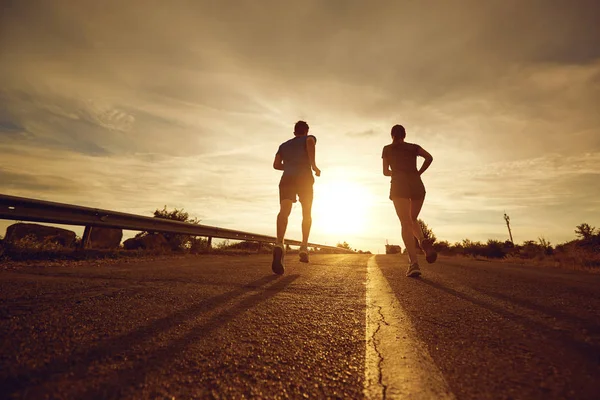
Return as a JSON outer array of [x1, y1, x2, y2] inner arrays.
[[272, 120, 321, 274], [382, 124, 437, 277]]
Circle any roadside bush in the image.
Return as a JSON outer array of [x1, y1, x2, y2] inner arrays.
[[554, 242, 600, 269], [461, 239, 485, 257], [212, 240, 274, 254], [217, 240, 259, 251], [449, 242, 464, 256], [481, 239, 507, 259], [577, 233, 600, 253], [143, 206, 202, 251], [336, 241, 352, 250], [518, 240, 549, 259], [433, 240, 450, 254], [553, 232, 600, 269], [8, 234, 65, 252], [189, 237, 210, 254], [2, 234, 76, 261]]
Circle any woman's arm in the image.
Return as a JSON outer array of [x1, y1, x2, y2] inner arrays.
[[417, 147, 433, 175]]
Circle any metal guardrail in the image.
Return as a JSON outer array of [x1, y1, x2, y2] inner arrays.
[[0, 194, 350, 251]]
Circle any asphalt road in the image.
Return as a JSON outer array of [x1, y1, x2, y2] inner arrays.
[[0, 254, 599, 399]]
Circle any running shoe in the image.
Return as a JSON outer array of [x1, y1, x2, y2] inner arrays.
[[299, 245, 309, 263], [421, 238, 438, 264], [406, 263, 421, 278], [272, 244, 285, 275]]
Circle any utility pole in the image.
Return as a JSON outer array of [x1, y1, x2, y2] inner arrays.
[[504, 212, 514, 244]]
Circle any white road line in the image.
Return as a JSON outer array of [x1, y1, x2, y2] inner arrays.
[[364, 256, 455, 399]]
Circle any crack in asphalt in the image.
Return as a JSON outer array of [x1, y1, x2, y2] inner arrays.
[[370, 304, 388, 399], [366, 256, 457, 400]]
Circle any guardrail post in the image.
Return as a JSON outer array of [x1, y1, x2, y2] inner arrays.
[[81, 226, 92, 249], [257, 241, 261, 253], [207, 236, 212, 251]]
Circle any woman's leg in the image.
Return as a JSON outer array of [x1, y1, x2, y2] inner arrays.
[[411, 196, 438, 263], [410, 197, 425, 244], [393, 198, 418, 264]]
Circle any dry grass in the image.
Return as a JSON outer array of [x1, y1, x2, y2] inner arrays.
[[0, 247, 275, 271], [498, 249, 600, 274]]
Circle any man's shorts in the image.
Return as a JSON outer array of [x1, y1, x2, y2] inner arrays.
[[279, 174, 314, 204], [389, 173, 426, 200]]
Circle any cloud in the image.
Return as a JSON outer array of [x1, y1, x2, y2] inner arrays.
[[347, 129, 377, 138], [0, 168, 81, 193], [80, 100, 135, 132], [0, 120, 22, 134], [2, 1, 598, 160]]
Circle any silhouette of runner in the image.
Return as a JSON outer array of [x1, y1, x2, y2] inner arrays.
[[382, 124, 437, 277], [272, 121, 321, 274]]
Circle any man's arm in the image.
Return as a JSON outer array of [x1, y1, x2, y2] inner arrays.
[[306, 136, 321, 177], [382, 156, 392, 176], [273, 153, 284, 171], [417, 147, 433, 175]]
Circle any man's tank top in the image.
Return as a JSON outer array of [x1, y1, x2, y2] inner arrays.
[[276, 135, 317, 177]]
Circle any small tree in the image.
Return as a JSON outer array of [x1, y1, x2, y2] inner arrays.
[[215, 239, 231, 249], [519, 240, 546, 259], [575, 223, 596, 240], [336, 241, 351, 250], [483, 239, 506, 259], [146, 206, 201, 251], [433, 240, 451, 254], [417, 219, 436, 242], [154, 206, 200, 224], [537, 236, 553, 255], [461, 239, 484, 257]]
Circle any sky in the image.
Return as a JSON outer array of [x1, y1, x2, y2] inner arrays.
[[1, 0, 599, 254]]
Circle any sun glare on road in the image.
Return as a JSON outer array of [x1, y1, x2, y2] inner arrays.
[[312, 179, 374, 236]]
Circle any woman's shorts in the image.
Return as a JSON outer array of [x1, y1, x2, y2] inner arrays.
[[389, 174, 426, 200]]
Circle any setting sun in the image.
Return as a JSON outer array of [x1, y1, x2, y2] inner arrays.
[[312, 179, 374, 237]]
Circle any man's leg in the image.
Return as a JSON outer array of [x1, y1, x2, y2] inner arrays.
[[272, 199, 293, 275], [277, 200, 293, 244], [300, 198, 313, 247], [298, 186, 313, 262]]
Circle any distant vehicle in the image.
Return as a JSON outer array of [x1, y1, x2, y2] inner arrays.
[[385, 243, 402, 254]]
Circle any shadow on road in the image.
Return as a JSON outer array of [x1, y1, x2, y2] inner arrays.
[[415, 277, 600, 365], [472, 285, 600, 336], [82, 273, 300, 398], [2, 273, 297, 398]]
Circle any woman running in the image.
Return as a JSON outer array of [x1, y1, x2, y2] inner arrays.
[[382, 124, 437, 277]]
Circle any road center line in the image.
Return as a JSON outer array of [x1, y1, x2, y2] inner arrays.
[[364, 256, 455, 399]]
